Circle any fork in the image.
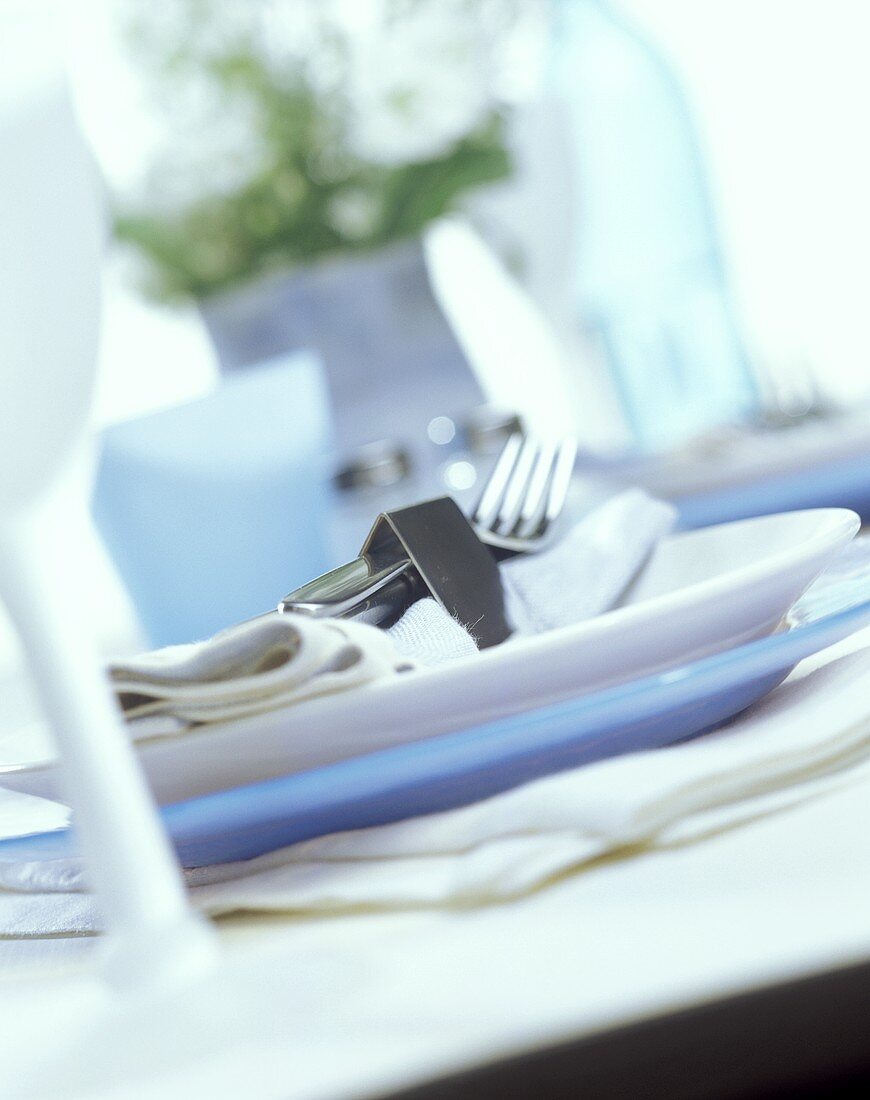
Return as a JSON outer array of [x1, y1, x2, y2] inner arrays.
[[472, 433, 577, 559], [278, 432, 577, 627]]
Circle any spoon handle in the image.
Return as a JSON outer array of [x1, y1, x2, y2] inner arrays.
[[0, 493, 216, 989]]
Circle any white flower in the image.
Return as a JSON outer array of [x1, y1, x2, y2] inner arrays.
[[120, 0, 543, 219], [343, 3, 497, 167], [258, 0, 330, 74], [137, 75, 267, 214], [489, 0, 552, 104], [327, 188, 381, 238]]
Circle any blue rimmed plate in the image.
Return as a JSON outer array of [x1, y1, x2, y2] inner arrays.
[[3, 509, 859, 809], [3, 544, 869, 868]]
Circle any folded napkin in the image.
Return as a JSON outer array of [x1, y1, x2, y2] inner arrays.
[[103, 488, 675, 736], [501, 488, 676, 635], [1, 625, 869, 936], [114, 614, 413, 727]]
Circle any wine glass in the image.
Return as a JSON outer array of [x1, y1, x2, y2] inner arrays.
[[1, 13, 350, 1096], [0, 2, 215, 988]]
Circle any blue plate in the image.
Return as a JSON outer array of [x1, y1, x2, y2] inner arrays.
[[676, 451, 870, 529], [582, 426, 870, 528], [3, 556, 870, 869]]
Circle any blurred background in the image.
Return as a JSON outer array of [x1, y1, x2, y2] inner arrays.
[[2, 0, 870, 679]]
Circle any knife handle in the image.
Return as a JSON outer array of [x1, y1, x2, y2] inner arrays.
[[279, 556, 416, 628]]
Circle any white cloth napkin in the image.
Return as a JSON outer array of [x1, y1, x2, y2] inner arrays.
[[385, 596, 480, 666], [500, 489, 676, 634], [105, 488, 676, 737], [1, 626, 869, 936], [114, 613, 413, 727]]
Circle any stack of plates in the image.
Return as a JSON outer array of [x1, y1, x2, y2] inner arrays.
[[2, 508, 869, 869], [619, 409, 870, 527]]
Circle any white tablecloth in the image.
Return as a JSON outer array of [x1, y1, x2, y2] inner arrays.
[[1, 767, 868, 1099], [1, 634, 869, 1098]]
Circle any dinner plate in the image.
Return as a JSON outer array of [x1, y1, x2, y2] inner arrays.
[[612, 409, 870, 527], [676, 451, 870, 529], [2, 539, 869, 868], [1, 508, 858, 806]]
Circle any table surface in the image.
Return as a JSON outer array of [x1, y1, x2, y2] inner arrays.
[[1, 739, 868, 1099], [2, 597, 870, 1100]]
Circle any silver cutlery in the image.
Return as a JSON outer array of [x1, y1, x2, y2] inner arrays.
[[278, 433, 576, 647], [471, 433, 577, 558]]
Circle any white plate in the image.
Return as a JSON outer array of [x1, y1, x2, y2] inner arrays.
[[624, 408, 870, 498], [3, 508, 858, 806]]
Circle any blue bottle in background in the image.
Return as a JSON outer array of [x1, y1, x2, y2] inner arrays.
[[548, 0, 759, 452]]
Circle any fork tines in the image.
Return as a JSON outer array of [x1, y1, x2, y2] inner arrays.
[[472, 433, 577, 544]]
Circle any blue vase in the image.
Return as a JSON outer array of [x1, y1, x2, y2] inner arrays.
[[549, 0, 759, 451], [201, 240, 487, 483], [200, 239, 495, 556]]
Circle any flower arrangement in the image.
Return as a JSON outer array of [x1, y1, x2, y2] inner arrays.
[[116, 0, 532, 302]]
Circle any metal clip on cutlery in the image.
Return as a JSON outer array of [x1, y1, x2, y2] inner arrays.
[[282, 496, 512, 649], [279, 435, 576, 650]]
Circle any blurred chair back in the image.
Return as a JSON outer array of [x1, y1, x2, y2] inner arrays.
[[93, 351, 332, 647]]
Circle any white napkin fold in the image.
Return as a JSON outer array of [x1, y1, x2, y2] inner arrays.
[[1, 628, 869, 936], [114, 613, 413, 726], [500, 489, 676, 634], [385, 596, 480, 667]]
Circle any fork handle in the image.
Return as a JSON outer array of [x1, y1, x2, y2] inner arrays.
[[279, 556, 417, 627]]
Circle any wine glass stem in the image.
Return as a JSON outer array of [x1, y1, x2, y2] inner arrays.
[[0, 499, 216, 986]]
